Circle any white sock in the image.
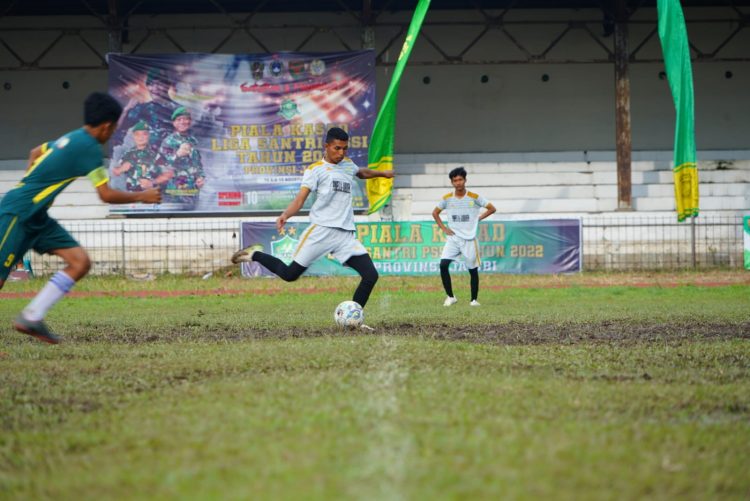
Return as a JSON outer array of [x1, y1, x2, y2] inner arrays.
[[22, 271, 76, 321]]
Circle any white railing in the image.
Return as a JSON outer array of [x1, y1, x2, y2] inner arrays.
[[16, 215, 745, 276]]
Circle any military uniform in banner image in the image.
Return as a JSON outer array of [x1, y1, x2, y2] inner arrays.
[[111, 121, 169, 194], [158, 107, 206, 209]]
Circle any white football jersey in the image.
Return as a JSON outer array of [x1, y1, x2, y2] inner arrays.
[[301, 157, 359, 231], [436, 191, 490, 240]]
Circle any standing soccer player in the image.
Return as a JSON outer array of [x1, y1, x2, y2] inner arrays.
[[0, 92, 162, 344], [432, 167, 496, 306], [231, 127, 393, 320]]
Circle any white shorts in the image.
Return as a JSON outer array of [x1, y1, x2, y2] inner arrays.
[[293, 224, 367, 268], [441, 235, 481, 270]]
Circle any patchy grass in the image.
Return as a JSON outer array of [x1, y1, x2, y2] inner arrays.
[[0, 275, 748, 499], [2, 269, 748, 296]]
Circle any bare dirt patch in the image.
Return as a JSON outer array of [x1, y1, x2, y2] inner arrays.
[[65, 320, 750, 346], [395, 320, 750, 346]]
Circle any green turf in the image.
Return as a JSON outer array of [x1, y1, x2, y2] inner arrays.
[[0, 275, 748, 499]]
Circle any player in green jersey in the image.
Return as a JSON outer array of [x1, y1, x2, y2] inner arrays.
[[0, 92, 162, 344]]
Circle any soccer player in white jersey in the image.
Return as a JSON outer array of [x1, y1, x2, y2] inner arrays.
[[232, 127, 394, 315], [432, 167, 496, 307]]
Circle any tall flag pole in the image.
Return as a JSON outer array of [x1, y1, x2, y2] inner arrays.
[[657, 0, 699, 222], [366, 0, 431, 214]]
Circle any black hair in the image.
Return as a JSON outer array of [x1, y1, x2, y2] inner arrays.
[[325, 127, 349, 143], [84, 92, 123, 126], [449, 166, 467, 180]]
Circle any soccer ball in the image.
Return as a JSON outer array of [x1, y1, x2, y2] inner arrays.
[[334, 301, 364, 329]]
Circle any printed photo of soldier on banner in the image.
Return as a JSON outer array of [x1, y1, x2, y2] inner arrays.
[[107, 51, 376, 214]]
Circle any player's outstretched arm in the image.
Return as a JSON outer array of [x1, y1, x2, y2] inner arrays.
[[96, 183, 162, 204], [479, 202, 497, 221], [356, 168, 394, 179], [276, 187, 311, 232]]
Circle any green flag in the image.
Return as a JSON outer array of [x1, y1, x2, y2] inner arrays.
[[657, 0, 699, 222], [366, 0, 431, 214]]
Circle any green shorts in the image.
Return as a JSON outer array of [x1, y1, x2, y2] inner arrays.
[[0, 213, 79, 281]]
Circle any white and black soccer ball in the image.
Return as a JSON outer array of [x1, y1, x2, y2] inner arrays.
[[334, 301, 364, 328]]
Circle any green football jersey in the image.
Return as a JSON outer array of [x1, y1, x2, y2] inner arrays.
[[0, 128, 108, 222]]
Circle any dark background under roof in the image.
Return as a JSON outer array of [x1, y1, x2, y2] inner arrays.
[[2, 0, 749, 17]]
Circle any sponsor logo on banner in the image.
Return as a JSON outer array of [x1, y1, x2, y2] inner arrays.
[[310, 59, 326, 76], [271, 234, 299, 264], [288, 60, 306, 80], [251, 61, 265, 81], [218, 191, 242, 206], [270, 60, 284, 78], [241, 80, 330, 94], [278, 98, 300, 120]]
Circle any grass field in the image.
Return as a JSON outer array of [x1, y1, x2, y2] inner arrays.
[[0, 272, 748, 500]]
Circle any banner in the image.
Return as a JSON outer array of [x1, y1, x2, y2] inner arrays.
[[107, 52, 376, 214], [657, 0, 699, 222], [744, 216, 750, 270], [239, 219, 582, 277], [366, 0, 431, 214]]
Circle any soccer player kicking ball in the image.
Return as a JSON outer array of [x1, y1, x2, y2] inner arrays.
[[232, 127, 393, 327], [432, 167, 496, 307], [0, 92, 162, 344]]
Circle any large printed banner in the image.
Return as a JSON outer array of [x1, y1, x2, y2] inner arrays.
[[744, 216, 750, 270], [239, 219, 582, 277], [107, 52, 376, 214]]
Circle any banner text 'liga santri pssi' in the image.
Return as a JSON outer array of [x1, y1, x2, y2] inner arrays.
[[107, 52, 376, 214], [240, 220, 582, 277]]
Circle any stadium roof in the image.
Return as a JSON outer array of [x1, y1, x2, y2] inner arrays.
[[3, 0, 749, 17]]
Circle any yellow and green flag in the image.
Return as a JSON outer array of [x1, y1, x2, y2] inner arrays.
[[366, 0, 431, 214], [657, 0, 699, 222]]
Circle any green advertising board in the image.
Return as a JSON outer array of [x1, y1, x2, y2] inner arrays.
[[745, 216, 750, 270], [240, 219, 582, 276]]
